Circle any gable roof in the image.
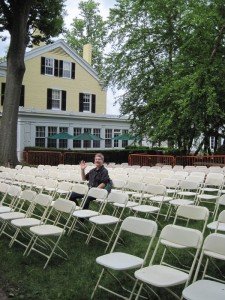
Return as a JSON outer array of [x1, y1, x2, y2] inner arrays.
[[0, 39, 101, 82]]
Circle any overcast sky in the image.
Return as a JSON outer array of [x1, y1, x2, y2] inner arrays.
[[0, 0, 121, 115]]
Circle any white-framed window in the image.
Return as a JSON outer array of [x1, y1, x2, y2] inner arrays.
[[93, 128, 101, 148], [105, 129, 112, 148], [122, 130, 128, 148], [63, 61, 71, 78], [113, 129, 121, 147], [83, 94, 91, 112], [73, 128, 82, 148], [35, 126, 45, 147], [45, 58, 54, 75], [84, 128, 91, 148], [52, 89, 61, 110], [59, 127, 68, 148], [47, 127, 57, 148]]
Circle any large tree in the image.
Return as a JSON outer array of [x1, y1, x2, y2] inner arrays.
[[104, 0, 225, 154], [65, 0, 107, 74], [0, 0, 66, 166]]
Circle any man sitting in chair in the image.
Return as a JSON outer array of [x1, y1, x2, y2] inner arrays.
[[69, 153, 111, 209]]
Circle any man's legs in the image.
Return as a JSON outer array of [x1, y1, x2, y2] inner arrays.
[[82, 196, 95, 209], [69, 192, 84, 206]]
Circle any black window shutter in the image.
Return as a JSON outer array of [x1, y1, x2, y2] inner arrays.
[[79, 93, 84, 112], [91, 94, 96, 113], [19, 85, 25, 106], [41, 57, 45, 74], [61, 90, 66, 111], [54, 59, 59, 77], [71, 63, 75, 79], [1, 82, 5, 105], [47, 89, 52, 109], [59, 60, 63, 77]]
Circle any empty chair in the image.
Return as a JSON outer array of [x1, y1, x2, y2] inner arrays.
[[134, 224, 203, 300], [68, 188, 108, 236], [24, 198, 75, 269], [0, 185, 22, 214], [207, 210, 225, 233], [9, 193, 53, 249], [53, 181, 72, 199], [110, 179, 127, 193], [0, 190, 37, 237], [91, 217, 158, 299], [85, 191, 129, 252], [173, 205, 209, 233], [166, 180, 201, 220], [160, 177, 179, 197], [196, 173, 224, 216], [182, 233, 225, 300], [42, 179, 58, 196]]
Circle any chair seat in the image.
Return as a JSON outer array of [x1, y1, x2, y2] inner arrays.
[[0, 206, 12, 214], [132, 205, 159, 213], [197, 194, 219, 200], [0, 212, 25, 220], [182, 279, 225, 300], [96, 252, 144, 270], [135, 265, 188, 287], [113, 201, 138, 208], [150, 196, 172, 202], [11, 218, 42, 227], [169, 199, 194, 206], [177, 192, 198, 197], [30, 224, 63, 236], [201, 188, 220, 193], [89, 215, 119, 225], [207, 221, 225, 232], [73, 209, 99, 218]]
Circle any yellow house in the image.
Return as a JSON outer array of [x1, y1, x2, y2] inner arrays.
[[0, 40, 130, 158]]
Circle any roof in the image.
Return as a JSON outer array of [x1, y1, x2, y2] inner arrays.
[[0, 39, 100, 81]]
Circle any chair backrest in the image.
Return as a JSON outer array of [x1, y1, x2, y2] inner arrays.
[[19, 189, 37, 202], [0, 182, 10, 194], [87, 187, 108, 200], [111, 179, 127, 190], [174, 205, 209, 233], [193, 233, 225, 283], [53, 197, 75, 213], [121, 216, 158, 237], [205, 173, 224, 186], [178, 180, 200, 190], [160, 178, 179, 188], [158, 224, 203, 249], [33, 193, 53, 206], [70, 183, 89, 195], [142, 176, 161, 185], [108, 191, 128, 205], [144, 184, 166, 196]]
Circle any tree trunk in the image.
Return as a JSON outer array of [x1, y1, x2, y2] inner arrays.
[[0, 1, 32, 167]]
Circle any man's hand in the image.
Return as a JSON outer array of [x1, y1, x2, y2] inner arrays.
[[80, 160, 87, 170]]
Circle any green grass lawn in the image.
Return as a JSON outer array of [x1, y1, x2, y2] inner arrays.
[[0, 200, 222, 300]]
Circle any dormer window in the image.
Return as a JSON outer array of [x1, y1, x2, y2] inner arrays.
[[41, 57, 75, 79]]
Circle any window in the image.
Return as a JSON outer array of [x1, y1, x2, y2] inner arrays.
[[79, 93, 96, 113], [35, 126, 45, 147], [59, 127, 68, 149], [105, 129, 112, 148], [63, 61, 71, 78], [73, 128, 82, 148], [93, 128, 101, 148], [47, 127, 57, 148], [47, 89, 66, 111], [113, 129, 121, 148], [1, 82, 25, 106], [41, 57, 75, 79], [122, 130, 128, 148], [84, 128, 91, 148], [45, 58, 54, 75]]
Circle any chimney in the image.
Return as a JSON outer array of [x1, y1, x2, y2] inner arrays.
[[83, 43, 92, 65]]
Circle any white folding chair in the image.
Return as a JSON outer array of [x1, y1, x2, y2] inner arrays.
[[207, 210, 225, 233], [85, 191, 129, 252], [182, 233, 225, 300], [24, 198, 75, 269], [173, 205, 209, 234], [196, 173, 224, 216], [134, 224, 203, 300], [9, 193, 53, 249], [91, 217, 158, 299], [53, 181, 72, 199], [0, 190, 37, 238], [0, 185, 22, 214], [166, 180, 201, 220], [68, 188, 108, 236]]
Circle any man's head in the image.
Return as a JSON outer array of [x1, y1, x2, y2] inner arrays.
[[94, 153, 104, 169]]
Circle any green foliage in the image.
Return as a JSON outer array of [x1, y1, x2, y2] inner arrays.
[[65, 0, 107, 75], [103, 0, 225, 154]]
